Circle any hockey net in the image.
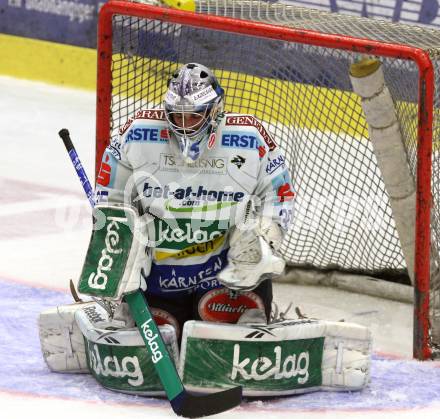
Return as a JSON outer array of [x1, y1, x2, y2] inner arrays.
[[96, 0, 440, 359]]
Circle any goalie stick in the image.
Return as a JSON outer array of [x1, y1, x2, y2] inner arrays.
[[58, 128, 243, 418]]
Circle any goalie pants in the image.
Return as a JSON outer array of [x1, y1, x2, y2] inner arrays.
[[143, 279, 273, 339]]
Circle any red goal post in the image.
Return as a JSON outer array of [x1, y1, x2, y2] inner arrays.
[[96, 0, 438, 359]]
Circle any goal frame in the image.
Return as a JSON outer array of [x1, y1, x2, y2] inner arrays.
[[96, 0, 434, 360]]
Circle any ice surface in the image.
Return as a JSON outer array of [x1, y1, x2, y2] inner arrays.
[[1, 76, 439, 419]]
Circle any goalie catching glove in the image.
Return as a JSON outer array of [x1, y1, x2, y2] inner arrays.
[[218, 216, 286, 291]]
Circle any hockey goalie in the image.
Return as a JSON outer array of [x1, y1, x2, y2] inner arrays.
[[39, 63, 371, 398]]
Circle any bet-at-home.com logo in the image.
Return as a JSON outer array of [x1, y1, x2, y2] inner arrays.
[[143, 182, 245, 204]]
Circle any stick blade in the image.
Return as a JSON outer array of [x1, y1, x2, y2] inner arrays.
[[171, 386, 242, 418]]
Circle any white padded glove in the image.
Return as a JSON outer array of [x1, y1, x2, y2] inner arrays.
[[218, 217, 286, 291]]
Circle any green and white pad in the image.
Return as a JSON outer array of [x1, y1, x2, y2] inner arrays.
[[179, 319, 372, 396], [78, 204, 147, 299], [75, 303, 179, 395], [39, 302, 179, 396]]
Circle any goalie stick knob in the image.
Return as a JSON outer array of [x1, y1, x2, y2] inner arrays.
[[58, 128, 69, 138], [58, 128, 95, 207], [58, 128, 75, 152]]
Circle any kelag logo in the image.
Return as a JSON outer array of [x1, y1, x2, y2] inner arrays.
[[87, 343, 144, 387], [152, 219, 229, 251], [125, 126, 169, 143], [221, 132, 259, 149]]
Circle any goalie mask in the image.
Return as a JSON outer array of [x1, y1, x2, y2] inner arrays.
[[164, 63, 224, 163]]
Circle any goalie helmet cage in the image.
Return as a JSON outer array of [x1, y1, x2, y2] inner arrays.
[[96, 0, 440, 360]]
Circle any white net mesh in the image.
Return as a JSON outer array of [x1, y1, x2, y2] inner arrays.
[[102, 0, 440, 353]]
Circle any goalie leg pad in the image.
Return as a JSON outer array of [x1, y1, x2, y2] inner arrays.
[[39, 301, 179, 396], [75, 303, 179, 396], [179, 319, 371, 396], [39, 302, 92, 373]]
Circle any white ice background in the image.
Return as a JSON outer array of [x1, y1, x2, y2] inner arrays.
[[1, 76, 440, 419]]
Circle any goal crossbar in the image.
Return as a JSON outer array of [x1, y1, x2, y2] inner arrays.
[[96, 0, 436, 359]]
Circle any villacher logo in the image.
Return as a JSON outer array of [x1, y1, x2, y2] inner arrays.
[[198, 288, 264, 323]]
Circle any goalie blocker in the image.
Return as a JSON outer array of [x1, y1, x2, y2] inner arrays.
[[39, 301, 371, 396]]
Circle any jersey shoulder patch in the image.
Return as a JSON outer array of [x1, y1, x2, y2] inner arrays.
[[120, 109, 169, 145], [119, 108, 165, 135], [134, 109, 166, 121], [119, 117, 134, 136], [108, 136, 122, 160], [224, 114, 277, 151]]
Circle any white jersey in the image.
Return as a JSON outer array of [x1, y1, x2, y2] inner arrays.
[[95, 109, 294, 297]]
